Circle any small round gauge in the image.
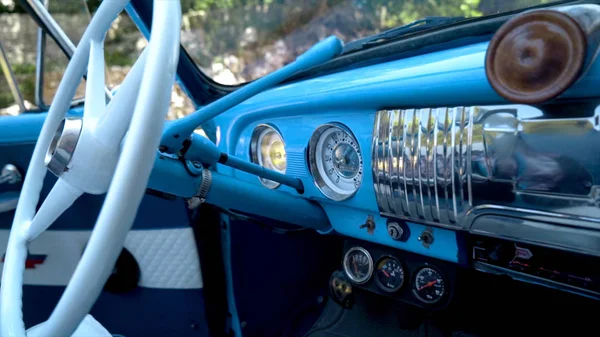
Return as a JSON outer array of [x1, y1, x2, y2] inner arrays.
[[375, 257, 405, 292], [343, 247, 373, 284], [250, 124, 287, 188], [413, 266, 446, 304], [309, 124, 363, 201]]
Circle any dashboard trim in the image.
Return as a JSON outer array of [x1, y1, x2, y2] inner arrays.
[[474, 261, 600, 300]]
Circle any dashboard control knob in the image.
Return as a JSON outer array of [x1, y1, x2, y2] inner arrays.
[[387, 222, 404, 240]]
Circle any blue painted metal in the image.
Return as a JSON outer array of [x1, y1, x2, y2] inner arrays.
[[124, 3, 150, 39], [160, 36, 344, 153], [203, 39, 600, 262], [149, 152, 201, 198], [0, 107, 82, 144], [208, 170, 330, 232], [185, 134, 222, 164], [148, 153, 330, 230]]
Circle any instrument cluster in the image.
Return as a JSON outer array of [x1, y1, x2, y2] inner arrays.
[[341, 240, 455, 309], [249, 121, 364, 201]]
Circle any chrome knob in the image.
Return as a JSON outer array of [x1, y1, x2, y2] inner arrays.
[[0, 164, 22, 184]]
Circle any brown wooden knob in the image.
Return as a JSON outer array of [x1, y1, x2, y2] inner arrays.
[[486, 10, 586, 104]]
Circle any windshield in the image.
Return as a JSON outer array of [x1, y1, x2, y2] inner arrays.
[[181, 0, 562, 86]]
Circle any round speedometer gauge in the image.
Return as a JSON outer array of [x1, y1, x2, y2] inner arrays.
[[309, 124, 363, 201]]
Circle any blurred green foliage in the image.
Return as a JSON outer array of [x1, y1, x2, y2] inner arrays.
[[0, 0, 558, 109]]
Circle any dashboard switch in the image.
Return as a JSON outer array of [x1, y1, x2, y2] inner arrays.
[[359, 215, 376, 235], [417, 227, 434, 248]]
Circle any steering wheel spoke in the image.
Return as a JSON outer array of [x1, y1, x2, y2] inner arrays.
[[0, 0, 182, 335], [94, 47, 149, 146], [24, 179, 83, 242], [83, 38, 106, 121]]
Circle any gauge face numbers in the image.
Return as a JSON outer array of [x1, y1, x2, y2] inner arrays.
[[413, 267, 446, 304], [309, 124, 363, 201], [375, 257, 405, 292], [250, 124, 287, 189], [343, 247, 373, 284]]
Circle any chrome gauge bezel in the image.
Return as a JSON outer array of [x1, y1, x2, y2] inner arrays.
[[412, 265, 447, 305], [308, 123, 363, 201], [374, 256, 405, 293], [250, 124, 286, 189], [343, 246, 374, 284]]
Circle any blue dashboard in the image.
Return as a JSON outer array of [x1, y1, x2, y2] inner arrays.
[[210, 38, 600, 265]]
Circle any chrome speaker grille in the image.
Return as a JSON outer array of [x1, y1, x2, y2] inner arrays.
[[372, 107, 475, 228], [372, 105, 600, 234]]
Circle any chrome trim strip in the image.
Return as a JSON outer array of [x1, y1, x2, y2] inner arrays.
[[26, 0, 76, 58], [387, 110, 398, 213], [470, 214, 600, 257], [34, 0, 48, 108], [450, 107, 458, 222], [392, 110, 403, 215], [416, 108, 425, 219], [466, 106, 474, 207], [457, 107, 466, 213], [432, 108, 440, 221], [385, 110, 395, 213], [401, 109, 410, 215], [474, 262, 600, 299]]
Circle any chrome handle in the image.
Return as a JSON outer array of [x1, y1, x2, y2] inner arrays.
[[0, 191, 19, 213], [0, 164, 22, 185], [0, 165, 21, 213]]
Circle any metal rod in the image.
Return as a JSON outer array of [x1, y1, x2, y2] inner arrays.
[[0, 40, 26, 112], [25, 0, 112, 101], [223, 155, 304, 192], [34, 0, 48, 108], [184, 133, 304, 191]]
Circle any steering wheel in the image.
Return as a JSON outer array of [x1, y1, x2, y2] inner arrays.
[[0, 1, 181, 336]]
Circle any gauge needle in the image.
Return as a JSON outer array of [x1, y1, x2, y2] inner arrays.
[[353, 259, 359, 275], [418, 280, 437, 291], [382, 269, 390, 277]]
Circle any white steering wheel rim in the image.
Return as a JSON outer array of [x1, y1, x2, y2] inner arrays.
[[0, 1, 181, 336]]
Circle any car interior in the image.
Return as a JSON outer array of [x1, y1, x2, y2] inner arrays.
[[1, 0, 599, 336]]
